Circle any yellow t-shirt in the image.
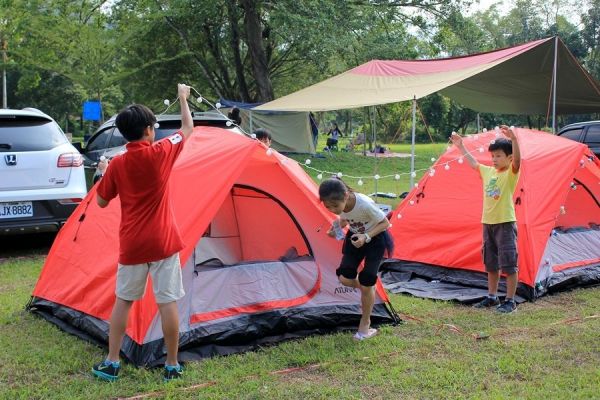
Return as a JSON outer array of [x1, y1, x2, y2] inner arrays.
[[479, 164, 520, 224]]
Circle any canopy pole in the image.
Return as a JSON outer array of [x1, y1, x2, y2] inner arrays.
[[477, 113, 480, 133], [552, 36, 558, 133], [371, 105, 377, 196], [410, 96, 416, 188], [249, 111, 254, 133]]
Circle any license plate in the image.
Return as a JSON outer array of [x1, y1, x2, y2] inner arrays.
[[0, 202, 34, 219]]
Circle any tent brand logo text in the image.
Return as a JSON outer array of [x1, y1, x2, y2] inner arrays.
[[334, 286, 358, 295], [4, 154, 16, 166]]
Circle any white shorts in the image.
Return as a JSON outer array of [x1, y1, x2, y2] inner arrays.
[[115, 253, 185, 304]]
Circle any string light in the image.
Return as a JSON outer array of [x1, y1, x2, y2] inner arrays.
[[305, 159, 311, 165], [397, 213, 402, 219], [394, 174, 400, 180], [458, 157, 464, 164], [358, 179, 364, 186], [482, 128, 488, 132], [444, 164, 450, 170], [266, 148, 273, 156], [163, 99, 170, 106], [317, 173, 323, 180], [374, 174, 380, 180], [215, 102, 222, 109]]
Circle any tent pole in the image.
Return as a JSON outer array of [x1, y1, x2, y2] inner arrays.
[[410, 96, 416, 188], [477, 113, 480, 133], [249, 111, 254, 133], [552, 36, 558, 134]]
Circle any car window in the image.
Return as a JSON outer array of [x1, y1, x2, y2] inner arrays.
[[107, 129, 128, 148], [156, 127, 181, 141], [0, 119, 67, 152], [86, 128, 113, 152], [559, 127, 583, 141], [584, 125, 600, 145]]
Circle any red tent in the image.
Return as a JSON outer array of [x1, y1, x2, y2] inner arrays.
[[29, 127, 397, 366], [382, 128, 600, 301]]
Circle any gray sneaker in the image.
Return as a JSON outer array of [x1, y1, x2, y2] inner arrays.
[[473, 297, 501, 308], [496, 300, 517, 313]]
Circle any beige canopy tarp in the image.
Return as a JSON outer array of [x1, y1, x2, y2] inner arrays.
[[256, 37, 600, 115]]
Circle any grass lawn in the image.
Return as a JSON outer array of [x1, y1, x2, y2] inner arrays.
[[1, 141, 598, 399]]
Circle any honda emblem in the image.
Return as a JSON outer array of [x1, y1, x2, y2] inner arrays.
[[4, 154, 17, 166]]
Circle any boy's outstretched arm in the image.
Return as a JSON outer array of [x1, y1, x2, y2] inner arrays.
[[500, 125, 520, 173], [450, 132, 478, 169], [178, 83, 193, 140]]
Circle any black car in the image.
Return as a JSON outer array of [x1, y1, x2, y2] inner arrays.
[[557, 121, 600, 157], [74, 112, 241, 187]]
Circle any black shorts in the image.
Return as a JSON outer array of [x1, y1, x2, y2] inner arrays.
[[336, 231, 386, 287], [482, 222, 518, 274]]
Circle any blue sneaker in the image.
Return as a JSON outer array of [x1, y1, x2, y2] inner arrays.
[[496, 300, 517, 313], [164, 364, 183, 382], [92, 360, 120, 382]]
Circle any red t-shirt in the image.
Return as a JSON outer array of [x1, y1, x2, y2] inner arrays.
[[97, 133, 186, 265]]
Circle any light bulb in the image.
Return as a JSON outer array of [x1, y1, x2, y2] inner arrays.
[[374, 174, 380, 180], [490, 139, 496, 144], [397, 213, 402, 219], [251, 134, 257, 139], [430, 157, 436, 162], [409, 200, 415, 205], [317, 173, 323, 180], [215, 102, 222, 109], [99, 156, 107, 162], [337, 172, 343, 178], [394, 174, 400, 180], [414, 183, 418, 188], [266, 148, 273, 156], [154, 122, 160, 129], [226, 121, 233, 126], [357, 179, 363, 186], [451, 131, 456, 136], [411, 172, 417, 178], [494, 126, 499, 131], [482, 128, 487, 132], [458, 157, 464, 164], [163, 99, 170, 106], [510, 125, 514, 130], [444, 164, 450, 170], [197, 96, 203, 103], [305, 159, 311, 165], [478, 147, 484, 153]]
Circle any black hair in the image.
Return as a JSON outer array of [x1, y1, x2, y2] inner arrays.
[[488, 138, 513, 155], [228, 107, 242, 125], [115, 104, 157, 142], [319, 177, 353, 202], [254, 128, 272, 141]]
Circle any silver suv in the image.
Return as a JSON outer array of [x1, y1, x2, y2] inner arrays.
[[0, 108, 87, 235]]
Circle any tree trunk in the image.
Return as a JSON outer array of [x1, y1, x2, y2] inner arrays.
[[241, 0, 274, 101], [226, 0, 251, 101]]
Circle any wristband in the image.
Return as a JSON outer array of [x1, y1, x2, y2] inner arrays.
[[364, 233, 371, 243]]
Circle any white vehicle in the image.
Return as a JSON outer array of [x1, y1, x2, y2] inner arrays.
[[0, 108, 87, 235]]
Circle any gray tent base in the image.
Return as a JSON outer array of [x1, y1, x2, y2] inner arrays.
[[380, 260, 600, 303], [27, 298, 397, 367]]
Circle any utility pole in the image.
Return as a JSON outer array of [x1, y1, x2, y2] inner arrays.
[[1, 37, 7, 109]]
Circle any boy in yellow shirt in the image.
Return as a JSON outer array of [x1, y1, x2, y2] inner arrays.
[[451, 125, 521, 313]]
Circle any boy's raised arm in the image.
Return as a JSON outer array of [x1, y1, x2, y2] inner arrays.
[[178, 83, 193, 140], [450, 132, 479, 169], [500, 125, 520, 173]]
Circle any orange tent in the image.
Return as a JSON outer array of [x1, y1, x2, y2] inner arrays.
[[382, 128, 600, 301], [29, 127, 397, 366]]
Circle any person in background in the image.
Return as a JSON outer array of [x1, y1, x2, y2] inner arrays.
[[254, 128, 272, 147], [326, 121, 343, 151], [227, 106, 242, 126], [309, 112, 319, 150]]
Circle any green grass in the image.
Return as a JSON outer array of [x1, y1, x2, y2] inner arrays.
[[1, 143, 599, 399], [1, 257, 598, 399]]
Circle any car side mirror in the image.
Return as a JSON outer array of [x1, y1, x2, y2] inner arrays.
[[72, 142, 83, 153]]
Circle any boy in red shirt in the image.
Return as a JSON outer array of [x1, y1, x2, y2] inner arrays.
[[92, 84, 193, 382]]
